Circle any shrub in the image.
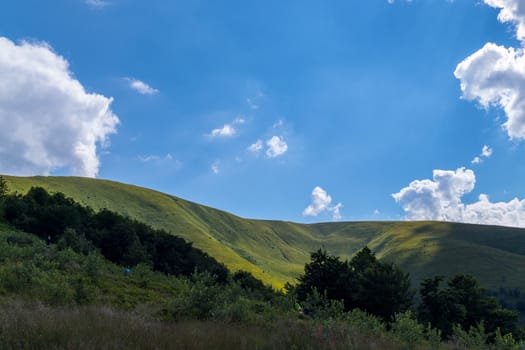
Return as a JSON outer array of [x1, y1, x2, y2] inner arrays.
[[491, 328, 523, 350], [344, 308, 385, 336], [303, 288, 345, 320], [452, 322, 488, 349], [390, 310, 425, 350]]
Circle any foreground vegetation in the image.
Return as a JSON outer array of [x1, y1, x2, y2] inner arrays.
[[1, 178, 525, 349]]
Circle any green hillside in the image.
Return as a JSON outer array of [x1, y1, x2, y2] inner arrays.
[[5, 175, 525, 292]]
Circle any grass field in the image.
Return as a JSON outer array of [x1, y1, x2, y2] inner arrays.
[[5, 175, 525, 292]]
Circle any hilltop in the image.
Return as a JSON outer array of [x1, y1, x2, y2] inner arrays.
[[5, 175, 525, 292]]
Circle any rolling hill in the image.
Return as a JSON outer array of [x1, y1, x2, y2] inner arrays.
[[4, 175, 525, 292]]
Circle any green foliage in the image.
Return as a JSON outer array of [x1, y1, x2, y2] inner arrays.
[[390, 311, 425, 350], [344, 309, 385, 336], [425, 323, 443, 350], [57, 228, 94, 255], [492, 328, 523, 350], [296, 249, 351, 307], [232, 270, 275, 300], [353, 259, 414, 320], [171, 271, 276, 322], [1, 187, 230, 282], [296, 247, 413, 321], [419, 275, 520, 339], [303, 288, 345, 320], [452, 322, 488, 349]]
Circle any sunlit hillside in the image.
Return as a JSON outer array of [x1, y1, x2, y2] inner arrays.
[[5, 175, 525, 292]]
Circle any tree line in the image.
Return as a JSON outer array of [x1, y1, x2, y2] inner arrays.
[[291, 247, 522, 341], [0, 182, 229, 282]]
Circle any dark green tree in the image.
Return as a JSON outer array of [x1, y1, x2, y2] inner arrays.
[[354, 261, 414, 320], [349, 246, 378, 273], [347, 247, 413, 320], [418, 274, 520, 339], [296, 247, 413, 320], [296, 249, 354, 308]]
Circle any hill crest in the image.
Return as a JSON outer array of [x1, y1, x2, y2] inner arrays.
[[4, 175, 525, 291]]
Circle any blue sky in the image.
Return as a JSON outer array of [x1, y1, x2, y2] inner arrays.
[[1, 0, 525, 226]]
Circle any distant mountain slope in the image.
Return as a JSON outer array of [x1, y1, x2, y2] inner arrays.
[[5, 175, 525, 291]]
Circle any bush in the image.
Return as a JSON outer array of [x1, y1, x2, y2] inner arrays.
[[390, 311, 425, 350], [492, 328, 523, 350], [303, 288, 345, 320], [452, 322, 487, 349], [344, 308, 385, 336]]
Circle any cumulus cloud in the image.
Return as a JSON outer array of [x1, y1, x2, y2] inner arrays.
[[303, 186, 343, 220], [247, 136, 288, 158], [211, 124, 236, 137], [0, 37, 119, 177], [484, 0, 525, 41], [471, 145, 493, 164], [393, 167, 525, 227], [126, 78, 158, 95], [455, 0, 525, 140], [209, 117, 244, 138], [482, 145, 493, 157], [247, 140, 263, 153], [266, 136, 288, 158]]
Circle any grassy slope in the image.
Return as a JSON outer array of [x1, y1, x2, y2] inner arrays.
[[5, 175, 525, 291]]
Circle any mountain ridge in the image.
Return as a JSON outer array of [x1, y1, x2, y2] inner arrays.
[[4, 174, 525, 292]]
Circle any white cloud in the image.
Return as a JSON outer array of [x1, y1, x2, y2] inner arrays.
[[484, 0, 525, 42], [266, 136, 288, 158], [0, 37, 119, 178], [331, 203, 343, 220], [455, 0, 525, 140], [303, 186, 343, 220], [126, 78, 158, 95], [248, 135, 288, 158], [471, 145, 493, 164], [248, 140, 263, 153], [482, 145, 493, 157], [85, 0, 111, 8], [393, 167, 525, 227], [211, 124, 236, 137], [209, 117, 244, 138], [211, 161, 220, 174]]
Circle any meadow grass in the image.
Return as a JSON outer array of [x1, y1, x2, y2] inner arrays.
[[0, 300, 455, 350]]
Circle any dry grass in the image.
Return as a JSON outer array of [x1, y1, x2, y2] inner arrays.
[[0, 301, 433, 350]]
